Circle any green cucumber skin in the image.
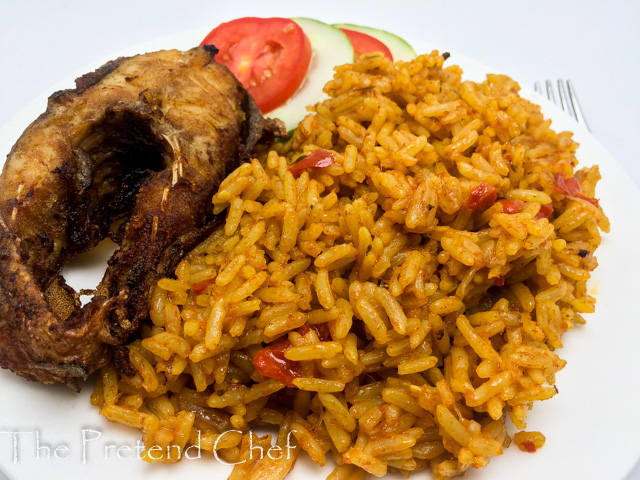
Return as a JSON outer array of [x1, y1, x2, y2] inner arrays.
[[292, 18, 352, 50]]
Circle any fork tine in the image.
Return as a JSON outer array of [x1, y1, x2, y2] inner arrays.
[[567, 80, 591, 132], [556, 79, 575, 121], [545, 80, 557, 105], [534, 79, 591, 132], [534, 81, 542, 95]]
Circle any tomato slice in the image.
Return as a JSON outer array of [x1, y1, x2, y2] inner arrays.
[[339, 28, 393, 61], [200, 17, 312, 114]]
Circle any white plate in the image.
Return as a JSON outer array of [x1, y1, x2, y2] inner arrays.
[[1, 27, 639, 480]]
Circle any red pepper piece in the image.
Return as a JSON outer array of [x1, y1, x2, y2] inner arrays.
[[298, 323, 331, 342], [575, 193, 600, 207], [522, 440, 537, 453], [535, 203, 554, 219], [554, 173, 599, 207], [494, 276, 505, 287], [288, 149, 336, 177], [554, 173, 581, 196], [252, 339, 302, 387], [499, 199, 524, 214], [192, 279, 215, 294], [468, 183, 497, 211]]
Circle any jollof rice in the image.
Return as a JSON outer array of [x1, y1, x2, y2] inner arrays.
[[91, 50, 609, 479]]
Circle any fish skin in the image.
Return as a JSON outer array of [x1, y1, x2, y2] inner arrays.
[[0, 47, 269, 388]]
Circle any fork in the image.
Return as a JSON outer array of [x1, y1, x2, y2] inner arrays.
[[534, 79, 590, 132]]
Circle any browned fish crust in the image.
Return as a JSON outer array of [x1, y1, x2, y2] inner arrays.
[[0, 47, 269, 388]]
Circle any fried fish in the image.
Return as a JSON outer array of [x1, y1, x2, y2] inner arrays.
[[0, 46, 272, 389]]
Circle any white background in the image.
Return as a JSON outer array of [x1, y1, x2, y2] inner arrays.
[[0, 1, 639, 479]]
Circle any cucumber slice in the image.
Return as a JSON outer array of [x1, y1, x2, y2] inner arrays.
[[266, 18, 354, 132], [333, 23, 417, 62]]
